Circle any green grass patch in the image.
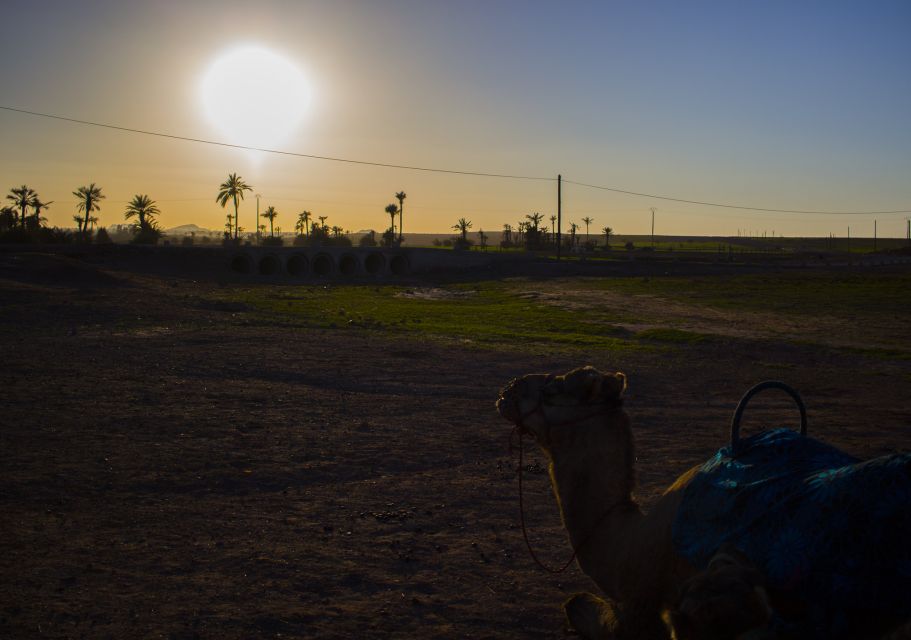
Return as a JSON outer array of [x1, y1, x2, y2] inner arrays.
[[209, 282, 654, 353], [587, 272, 911, 318]]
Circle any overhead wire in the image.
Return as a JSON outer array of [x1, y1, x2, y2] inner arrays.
[[561, 179, 911, 216], [2, 104, 910, 216], [0, 105, 554, 182]]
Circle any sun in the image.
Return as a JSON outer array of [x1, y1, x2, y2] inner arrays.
[[199, 45, 310, 149]]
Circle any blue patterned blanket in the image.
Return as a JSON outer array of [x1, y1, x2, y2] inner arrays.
[[672, 428, 911, 638]]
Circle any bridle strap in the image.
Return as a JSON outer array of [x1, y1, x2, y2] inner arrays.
[[511, 398, 629, 574]]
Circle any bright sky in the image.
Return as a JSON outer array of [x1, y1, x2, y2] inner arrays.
[[1, 0, 910, 237]]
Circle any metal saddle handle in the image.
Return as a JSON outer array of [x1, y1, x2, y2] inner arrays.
[[731, 380, 807, 452]]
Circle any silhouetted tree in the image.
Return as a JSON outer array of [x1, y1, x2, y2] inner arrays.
[[502, 223, 513, 247], [261, 205, 278, 237], [7, 185, 36, 228], [453, 217, 472, 242], [526, 212, 544, 234], [395, 191, 406, 242], [582, 216, 593, 243], [297, 210, 311, 236], [0, 206, 17, 232], [124, 194, 160, 232], [569, 222, 578, 247], [525, 212, 545, 249], [602, 226, 613, 249], [359, 230, 377, 247], [478, 228, 488, 250], [216, 173, 252, 240], [74, 183, 105, 238], [385, 203, 398, 238], [29, 198, 51, 230], [550, 214, 557, 244]]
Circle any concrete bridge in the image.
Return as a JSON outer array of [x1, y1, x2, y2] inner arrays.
[[225, 246, 500, 279]]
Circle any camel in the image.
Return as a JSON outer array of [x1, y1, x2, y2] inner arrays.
[[496, 366, 911, 640]]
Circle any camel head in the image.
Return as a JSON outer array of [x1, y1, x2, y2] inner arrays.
[[496, 366, 628, 453]]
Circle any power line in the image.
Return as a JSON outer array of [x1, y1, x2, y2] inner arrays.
[[0, 105, 554, 182], [3, 104, 909, 216], [563, 179, 911, 216]]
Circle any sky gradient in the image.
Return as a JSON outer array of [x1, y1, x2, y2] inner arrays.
[[2, 0, 910, 237]]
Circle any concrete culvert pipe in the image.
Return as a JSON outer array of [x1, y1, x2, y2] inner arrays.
[[258, 254, 281, 276], [230, 253, 253, 274], [364, 252, 385, 275], [390, 254, 409, 276], [286, 253, 309, 277], [339, 253, 359, 276], [313, 253, 334, 277]]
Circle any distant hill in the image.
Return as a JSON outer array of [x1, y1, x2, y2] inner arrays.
[[164, 224, 215, 235]]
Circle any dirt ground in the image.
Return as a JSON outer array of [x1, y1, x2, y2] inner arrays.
[[2, 250, 909, 639]]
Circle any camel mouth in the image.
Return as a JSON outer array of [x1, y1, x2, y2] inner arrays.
[[496, 393, 520, 422], [496, 378, 523, 423]]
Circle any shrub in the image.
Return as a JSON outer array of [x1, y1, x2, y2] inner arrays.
[[95, 227, 113, 244], [262, 236, 284, 247], [131, 227, 161, 245], [454, 237, 474, 251], [359, 231, 378, 247]]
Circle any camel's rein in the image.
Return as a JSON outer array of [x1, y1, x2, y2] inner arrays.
[[511, 398, 631, 574]]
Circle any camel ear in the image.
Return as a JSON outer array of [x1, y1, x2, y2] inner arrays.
[[598, 372, 627, 401]]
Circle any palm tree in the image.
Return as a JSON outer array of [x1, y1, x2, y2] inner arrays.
[[261, 205, 278, 237], [602, 226, 613, 249], [582, 216, 594, 243], [123, 194, 160, 231], [73, 183, 105, 236], [525, 212, 544, 234], [385, 204, 398, 237], [569, 222, 579, 247], [549, 214, 557, 244], [73, 215, 85, 232], [452, 217, 472, 242], [7, 185, 36, 228], [331, 225, 342, 238], [30, 198, 52, 229], [502, 223, 513, 246], [215, 173, 252, 240], [297, 210, 311, 236], [318, 215, 328, 230], [88, 215, 99, 231], [395, 191, 406, 241]]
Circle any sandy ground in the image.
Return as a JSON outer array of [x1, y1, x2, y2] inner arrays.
[[1, 251, 909, 639]]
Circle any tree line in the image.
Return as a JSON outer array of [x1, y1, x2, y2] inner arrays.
[[2, 172, 614, 251]]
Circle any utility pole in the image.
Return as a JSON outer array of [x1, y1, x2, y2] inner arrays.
[[650, 207, 656, 247], [557, 174, 562, 260]]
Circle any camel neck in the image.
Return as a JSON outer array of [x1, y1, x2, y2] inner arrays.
[[549, 426, 647, 601]]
